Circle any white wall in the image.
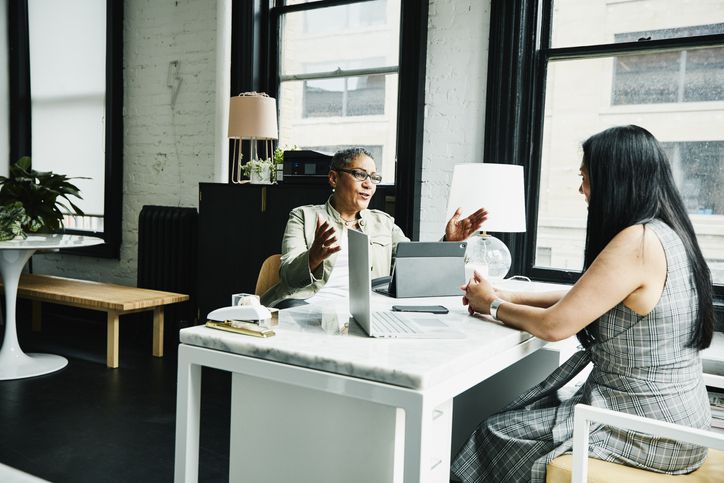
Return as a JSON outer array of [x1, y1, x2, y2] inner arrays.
[[32, 0, 491, 283], [419, 0, 490, 240]]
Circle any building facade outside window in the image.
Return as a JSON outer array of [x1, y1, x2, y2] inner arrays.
[[533, 0, 724, 284], [276, 0, 400, 183]]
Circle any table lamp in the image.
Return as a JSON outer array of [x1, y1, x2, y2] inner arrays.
[[228, 92, 278, 184], [446, 163, 526, 279]]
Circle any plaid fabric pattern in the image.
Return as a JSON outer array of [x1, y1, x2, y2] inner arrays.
[[451, 220, 711, 483]]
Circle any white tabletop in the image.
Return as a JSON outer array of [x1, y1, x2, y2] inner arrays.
[[180, 279, 568, 390], [0, 234, 104, 250]]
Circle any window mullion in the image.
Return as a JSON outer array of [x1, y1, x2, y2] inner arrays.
[[678, 50, 687, 102], [280, 65, 398, 82]]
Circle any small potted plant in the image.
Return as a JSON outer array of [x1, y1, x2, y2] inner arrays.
[[0, 157, 85, 241], [241, 157, 276, 184]]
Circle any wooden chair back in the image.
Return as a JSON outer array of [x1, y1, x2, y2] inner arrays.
[[255, 254, 282, 296]]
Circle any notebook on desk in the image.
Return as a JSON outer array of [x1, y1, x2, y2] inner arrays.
[[373, 240, 467, 298], [348, 229, 465, 339]]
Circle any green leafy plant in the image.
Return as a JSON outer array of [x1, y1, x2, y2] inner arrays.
[[241, 157, 276, 183], [273, 147, 284, 166], [273, 144, 298, 165], [0, 156, 86, 240], [241, 145, 298, 183]]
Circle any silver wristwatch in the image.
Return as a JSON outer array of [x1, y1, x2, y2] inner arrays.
[[489, 298, 506, 321]]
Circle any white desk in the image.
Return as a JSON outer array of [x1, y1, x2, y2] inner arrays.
[[174, 280, 566, 483], [0, 234, 103, 380]]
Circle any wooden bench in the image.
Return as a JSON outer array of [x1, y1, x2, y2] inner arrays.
[[15, 274, 189, 368]]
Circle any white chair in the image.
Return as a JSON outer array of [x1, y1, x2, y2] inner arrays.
[[551, 403, 724, 482]]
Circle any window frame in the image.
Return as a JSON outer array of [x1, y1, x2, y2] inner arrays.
[[487, 0, 724, 300], [231, 0, 428, 238], [7, 0, 123, 258]]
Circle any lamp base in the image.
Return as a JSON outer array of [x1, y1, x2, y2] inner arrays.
[[464, 233, 512, 280]]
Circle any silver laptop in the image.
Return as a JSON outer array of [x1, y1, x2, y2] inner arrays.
[[347, 229, 465, 339]]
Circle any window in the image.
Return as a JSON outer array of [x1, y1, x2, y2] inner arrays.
[[486, 0, 724, 291], [232, 0, 427, 237], [662, 141, 724, 216], [302, 60, 386, 118], [301, 0, 386, 32], [9, 0, 123, 257], [307, 144, 383, 171], [28, 0, 107, 233], [612, 26, 724, 105], [276, 0, 400, 184]]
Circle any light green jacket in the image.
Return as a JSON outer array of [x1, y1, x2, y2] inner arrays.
[[260, 196, 409, 307]]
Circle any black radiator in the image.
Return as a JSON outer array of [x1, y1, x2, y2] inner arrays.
[[137, 205, 198, 342]]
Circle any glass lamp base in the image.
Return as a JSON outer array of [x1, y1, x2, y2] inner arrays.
[[464, 234, 512, 279]]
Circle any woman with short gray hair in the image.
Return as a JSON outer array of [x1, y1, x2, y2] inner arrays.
[[261, 147, 487, 308]]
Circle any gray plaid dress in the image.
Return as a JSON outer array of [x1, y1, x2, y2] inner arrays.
[[451, 220, 711, 483]]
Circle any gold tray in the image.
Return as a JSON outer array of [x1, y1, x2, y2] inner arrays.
[[205, 320, 275, 338]]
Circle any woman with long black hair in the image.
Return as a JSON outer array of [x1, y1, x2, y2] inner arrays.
[[451, 125, 714, 482]]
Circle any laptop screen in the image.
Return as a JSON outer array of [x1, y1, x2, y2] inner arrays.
[[347, 229, 372, 334]]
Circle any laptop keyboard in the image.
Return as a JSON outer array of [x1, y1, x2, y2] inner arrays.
[[372, 311, 416, 334]]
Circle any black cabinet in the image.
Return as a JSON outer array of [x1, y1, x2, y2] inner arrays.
[[197, 182, 394, 318]]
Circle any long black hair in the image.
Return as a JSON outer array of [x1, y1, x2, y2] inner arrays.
[[579, 125, 713, 350]]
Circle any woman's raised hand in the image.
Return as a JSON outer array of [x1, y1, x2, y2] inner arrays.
[[445, 207, 488, 242], [308, 215, 342, 272]]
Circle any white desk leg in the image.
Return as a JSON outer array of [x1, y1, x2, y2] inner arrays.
[[174, 346, 202, 483], [401, 397, 453, 483], [402, 396, 432, 483]]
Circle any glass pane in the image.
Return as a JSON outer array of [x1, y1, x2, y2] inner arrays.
[[662, 142, 724, 215], [304, 78, 344, 117], [28, 0, 106, 218], [347, 75, 386, 115], [685, 47, 724, 101], [278, 74, 398, 184], [612, 51, 680, 104], [306, 144, 384, 174], [280, 0, 400, 76], [537, 56, 724, 283], [302, 73, 386, 118], [551, 0, 724, 48], [612, 46, 724, 105]]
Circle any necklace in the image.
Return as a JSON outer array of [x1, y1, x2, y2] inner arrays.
[[341, 216, 358, 226]]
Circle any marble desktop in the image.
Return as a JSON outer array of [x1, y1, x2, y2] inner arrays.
[[180, 300, 535, 390]]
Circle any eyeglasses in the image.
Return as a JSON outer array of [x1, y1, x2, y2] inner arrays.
[[335, 168, 383, 184]]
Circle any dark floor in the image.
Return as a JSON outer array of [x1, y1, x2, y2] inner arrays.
[[0, 302, 230, 483]]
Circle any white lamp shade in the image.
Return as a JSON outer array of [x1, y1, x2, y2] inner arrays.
[[228, 94, 278, 140], [446, 163, 526, 233]]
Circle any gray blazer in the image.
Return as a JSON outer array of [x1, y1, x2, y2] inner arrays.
[[260, 196, 409, 307]]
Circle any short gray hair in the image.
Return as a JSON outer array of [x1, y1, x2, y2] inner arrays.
[[330, 147, 373, 171]]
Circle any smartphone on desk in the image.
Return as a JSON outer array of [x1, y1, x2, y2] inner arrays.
[[392, 305, 449, 314]]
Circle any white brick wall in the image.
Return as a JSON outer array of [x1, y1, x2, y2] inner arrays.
[[420, 0, 490, 240], [32, 0, 491, 282], [33, 0, 220, 284]]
